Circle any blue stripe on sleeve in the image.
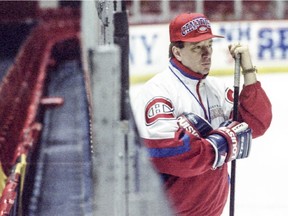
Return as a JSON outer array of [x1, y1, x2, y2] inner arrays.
[[148, 134, 191, 158]]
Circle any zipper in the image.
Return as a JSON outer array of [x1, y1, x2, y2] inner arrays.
[[196, 80, 211, 122]]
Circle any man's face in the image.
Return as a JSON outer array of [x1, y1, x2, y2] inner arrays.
[[174, 39, 213, 75]]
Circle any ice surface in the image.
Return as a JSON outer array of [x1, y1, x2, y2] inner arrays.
[[130, 72, 288, 215]]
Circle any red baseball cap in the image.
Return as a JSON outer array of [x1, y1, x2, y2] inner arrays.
[[169, 13, 224, 42]]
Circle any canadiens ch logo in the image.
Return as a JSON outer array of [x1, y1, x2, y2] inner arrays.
[[181, 17, 211, 36], [145, 97, 175, 125], [225, 88, 234, 104]]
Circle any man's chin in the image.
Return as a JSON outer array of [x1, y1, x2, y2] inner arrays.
[[199, 69, 210, 75]]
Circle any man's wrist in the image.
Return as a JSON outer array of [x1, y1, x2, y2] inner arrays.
[[242, 66, 257, 75], [243, 71, 257, 85]]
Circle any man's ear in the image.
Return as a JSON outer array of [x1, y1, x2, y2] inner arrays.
[[172, 46, 182, 61]]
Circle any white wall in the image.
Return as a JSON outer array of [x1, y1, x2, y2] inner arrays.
[[129, 20, 288, 82]]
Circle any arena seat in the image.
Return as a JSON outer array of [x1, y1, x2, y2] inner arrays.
[[0, 8, 80, 215]]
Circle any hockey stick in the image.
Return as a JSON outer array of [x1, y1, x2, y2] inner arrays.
[[229, 53, 241, 216]]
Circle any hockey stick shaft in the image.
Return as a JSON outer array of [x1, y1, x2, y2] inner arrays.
[[230, 54, 241, 216], [232, 54, 241, 121]]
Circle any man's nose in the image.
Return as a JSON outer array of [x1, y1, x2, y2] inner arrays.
[[202, 46, 211, 55]]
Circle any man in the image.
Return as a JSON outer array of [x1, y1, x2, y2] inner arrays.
[[133, 13, 272, 216]]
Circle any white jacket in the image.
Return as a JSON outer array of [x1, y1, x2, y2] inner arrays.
[[133, 59, 234, 140]]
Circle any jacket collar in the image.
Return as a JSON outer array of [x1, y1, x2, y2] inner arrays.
[[170, 58, 207, 80]]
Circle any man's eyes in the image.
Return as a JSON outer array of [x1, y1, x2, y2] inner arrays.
[[191, 44, 213, 51]]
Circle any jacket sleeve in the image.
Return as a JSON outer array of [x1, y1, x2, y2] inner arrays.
[[133, 89, 216, 177], [238, 81, 272, 138], [133, 77, 216, 178], [142, 128, 215, 178]]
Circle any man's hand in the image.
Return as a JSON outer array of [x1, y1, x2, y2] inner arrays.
[[206, 121, 252, 169], [229, 43, 253, 71], [229, 43, 257, 85]]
